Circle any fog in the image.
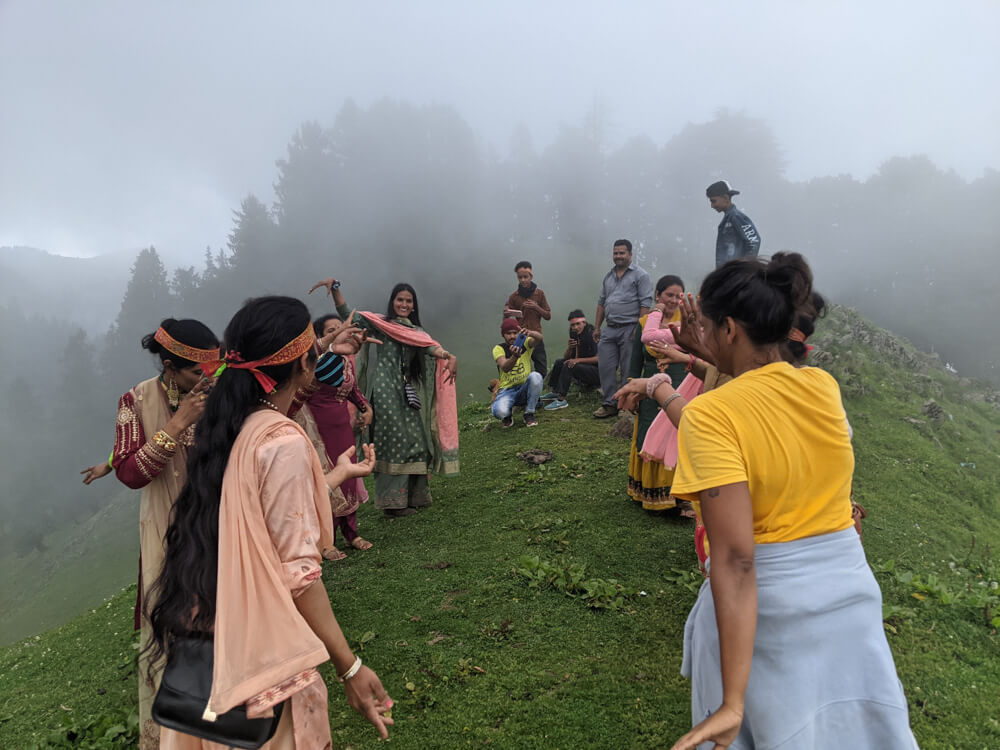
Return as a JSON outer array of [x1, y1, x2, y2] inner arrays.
[[2, 1, 998, 258], [1, 1, 999, 641]]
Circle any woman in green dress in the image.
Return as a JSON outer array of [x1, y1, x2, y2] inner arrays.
[[310, 278, 459, 517], [626, 275, 688, 511]]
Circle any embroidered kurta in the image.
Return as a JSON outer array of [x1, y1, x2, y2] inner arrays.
[[112, 376, 193, 750]]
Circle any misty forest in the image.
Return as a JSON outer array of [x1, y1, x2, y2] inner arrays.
[[2, 3, 1000, 749], [3, 103, 998, 568]]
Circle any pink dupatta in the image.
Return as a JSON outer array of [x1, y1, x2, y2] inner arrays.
[[205, 411, 334, 720], [356, 311, 459, 474]]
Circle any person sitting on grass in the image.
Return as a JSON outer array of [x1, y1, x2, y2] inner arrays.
[[492, 317, 543, 427], [541, 309, 599, 410]]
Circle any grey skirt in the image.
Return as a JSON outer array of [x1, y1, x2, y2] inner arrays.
[[681, 527, 919, 749]]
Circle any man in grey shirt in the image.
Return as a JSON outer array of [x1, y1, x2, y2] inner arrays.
[[592, 239, 653, 418]]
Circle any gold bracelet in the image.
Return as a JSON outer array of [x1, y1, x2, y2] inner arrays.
[[152, 430, 178, 453]]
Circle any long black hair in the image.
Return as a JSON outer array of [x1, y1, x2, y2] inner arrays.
[[699, 253, 814, 346], [385, 282, 422, 326], [385, 282, 424, 383], [141, 318, 218, 370], [145, 296, 316, 674]]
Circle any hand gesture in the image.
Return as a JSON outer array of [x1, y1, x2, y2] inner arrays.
[[335, 444, 376, 480], [443, 354, 458, 384], [648, 342, 690, 365], [654, 301, 668, 314], [343, 665, 394, 740], [170, 379, 210, 432], [593, 327, 601, 342], [670, 704, 743, 750], [566, 358, 577, 368], [521, 299, 538, 312], [354, 407, 373, 430], [80, 461, 112, 485], [308, 277, 339, 297], [669, 293, 709, 361], [613, 379, 647, 413]]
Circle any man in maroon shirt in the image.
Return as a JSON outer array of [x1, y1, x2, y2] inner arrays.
[[503, 261, 551, 377]]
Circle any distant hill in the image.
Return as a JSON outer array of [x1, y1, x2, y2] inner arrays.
[[0, 246, 137, 334]]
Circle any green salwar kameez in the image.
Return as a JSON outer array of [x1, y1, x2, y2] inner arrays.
[[340, 303, 442, 510]]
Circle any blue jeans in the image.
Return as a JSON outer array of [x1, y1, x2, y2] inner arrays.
[[491, 372, 543, 419]]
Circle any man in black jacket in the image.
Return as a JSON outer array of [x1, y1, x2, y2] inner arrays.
[[707, 180, 761, 267], [541, 310, 600, 410]]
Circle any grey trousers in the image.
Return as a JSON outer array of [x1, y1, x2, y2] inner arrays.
[[597, 323, 635, 406]]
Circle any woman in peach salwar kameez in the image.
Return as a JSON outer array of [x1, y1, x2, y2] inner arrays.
[[148, 296, 393, 748]]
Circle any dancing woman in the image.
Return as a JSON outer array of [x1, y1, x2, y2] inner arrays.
[[309, 278, 459, 517], [106, 318, 219, 748], [148, 296, 392, 747], [617, 255, 916, 749]]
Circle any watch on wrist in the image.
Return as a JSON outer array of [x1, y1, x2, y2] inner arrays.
[[331, 281, 341, 290]]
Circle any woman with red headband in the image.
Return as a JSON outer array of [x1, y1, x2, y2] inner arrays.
[[148, 296, 392, 747], [94, 318, 220, 749]]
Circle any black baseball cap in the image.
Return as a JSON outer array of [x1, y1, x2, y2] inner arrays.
[[706, 180, 740, 198]]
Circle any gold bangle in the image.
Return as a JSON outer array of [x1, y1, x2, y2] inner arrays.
[[152, 430, 178, 453]]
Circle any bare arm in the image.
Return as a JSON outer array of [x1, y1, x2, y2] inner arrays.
[[594, 304, 605, 340], [672, 482, 755, 749], [294, 582, 393, 739], [495, 353, 520, 372]]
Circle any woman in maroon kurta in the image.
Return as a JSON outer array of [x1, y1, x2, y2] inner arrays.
[[109, 318, 219, 749], [308, 314, 373, 559]]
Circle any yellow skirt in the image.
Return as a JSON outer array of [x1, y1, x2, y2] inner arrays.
[[627, 419, 676, 510]]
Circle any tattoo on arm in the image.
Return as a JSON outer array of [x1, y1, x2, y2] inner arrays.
[[707, 487, 721, 498]]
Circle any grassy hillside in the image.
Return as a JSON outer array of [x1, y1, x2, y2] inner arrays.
[[2, 306, 999, 749]]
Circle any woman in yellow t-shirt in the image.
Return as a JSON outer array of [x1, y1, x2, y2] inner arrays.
[[617, 254, 916, 750]]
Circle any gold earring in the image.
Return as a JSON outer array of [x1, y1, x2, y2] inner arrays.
[[167, 377, 180, 409]]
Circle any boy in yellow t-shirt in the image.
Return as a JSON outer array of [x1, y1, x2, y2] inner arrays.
[[492, 318, 543, 427]]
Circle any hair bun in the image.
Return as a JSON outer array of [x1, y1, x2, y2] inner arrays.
[[765, 252, 813, 313]]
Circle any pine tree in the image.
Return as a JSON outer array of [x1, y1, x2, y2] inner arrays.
[[103, 246, 173, 387]]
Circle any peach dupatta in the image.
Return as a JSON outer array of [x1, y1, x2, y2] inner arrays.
[[204, 410, 334, 720]]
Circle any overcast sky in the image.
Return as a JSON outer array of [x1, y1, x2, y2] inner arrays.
[[2, 1, 998, 261]]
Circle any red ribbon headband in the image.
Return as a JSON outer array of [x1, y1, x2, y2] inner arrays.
[[223, 324, 316, 393], [154, 327, 221, 377], [787, 328, 807, 343], [787, 327, 815, 355]]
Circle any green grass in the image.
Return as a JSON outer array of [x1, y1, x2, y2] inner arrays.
[[3, 306, 1000, 749]]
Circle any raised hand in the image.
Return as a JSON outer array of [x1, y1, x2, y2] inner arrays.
[[669, 293, 710, 362], [308, 277, 339, 297], [168, 383, 208, 433]]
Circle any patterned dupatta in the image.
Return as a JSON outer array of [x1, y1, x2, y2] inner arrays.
[[353, 311, 459, 476]]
